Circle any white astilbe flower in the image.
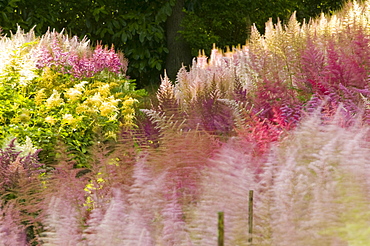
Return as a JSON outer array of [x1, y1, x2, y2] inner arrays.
[[14, 136, 37, 157], [17, 54, 37, 86], [0, 27, 37, 78]]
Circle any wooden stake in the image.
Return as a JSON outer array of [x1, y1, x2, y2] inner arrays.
[[248, 190, 254, 244], [218, 211, 224, 246]]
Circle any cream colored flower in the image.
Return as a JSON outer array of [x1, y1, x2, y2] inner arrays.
[[14, 136, 37, 157], [45, 116, 56, 125], [46, 90, 64, 108], [65, 87, 82, 101], [62, 114, 76, 125], [75, 81, 89, 90], [89, 92, 103, 107], [65, 81, 88, 101]]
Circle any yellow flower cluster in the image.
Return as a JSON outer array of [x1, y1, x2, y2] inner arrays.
[[99, 96, 121, 117], [75, 83, 121, 119], [62, 114, 77, 125], [35, 89, 47, 106], [121, 96, 138, 127]]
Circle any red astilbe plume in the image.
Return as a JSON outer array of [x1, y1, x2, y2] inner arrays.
[[250, 78, 299, 120], [324, 29, 370, 89], [298, 29, 370, 119], [234, 77, 302, 156], [236, 113, 289, 157]]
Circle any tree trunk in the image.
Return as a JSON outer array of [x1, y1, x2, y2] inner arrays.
[[165, 0, 192, 82]]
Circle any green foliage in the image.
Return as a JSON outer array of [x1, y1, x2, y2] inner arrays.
[[0, 30, 146, 167], [181, 0, 296, 56], [181, 0, 346, 56], [0, 0, 176, 88], [296, 0, 346, 19]]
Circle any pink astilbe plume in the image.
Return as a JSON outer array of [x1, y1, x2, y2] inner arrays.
[[82, 203, 105, 243], [44, 143, 88, 207], [87, 188, 128, 245], [0, 201, 27, 246], [36, 143, 88, 244], [0, 138, 42, 195], [33, 30, 127, 79], [264, 109, 370, 245], [150, 126, 219, 206], [159, 190, 191, 246], [157, 72, 179, 113], [122, 155, 162, 245], [41, 196, 82, 245], [186, 138, 260, 245]]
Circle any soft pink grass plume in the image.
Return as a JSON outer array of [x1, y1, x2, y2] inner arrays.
[[0, 202, 27, 246], [86, 188, 128, 245], [186, 138, 260, 245], [41, 196, 82, 245], [263, 110, 370, 245]]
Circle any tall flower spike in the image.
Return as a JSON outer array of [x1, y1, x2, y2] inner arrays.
[[157, 70, 178, 111], [92, 189, 128, 245]]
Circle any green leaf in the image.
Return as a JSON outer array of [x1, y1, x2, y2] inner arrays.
[[164, 3, 172, 16], [155, 62, 161, 70], [139, 32, 145, 43], [121, 32, 127, 42], [112, 20, 120, 29], [1, 12, 8, 23]]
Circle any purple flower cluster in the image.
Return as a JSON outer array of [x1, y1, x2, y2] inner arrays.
[[34, 33, 127, 79]]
